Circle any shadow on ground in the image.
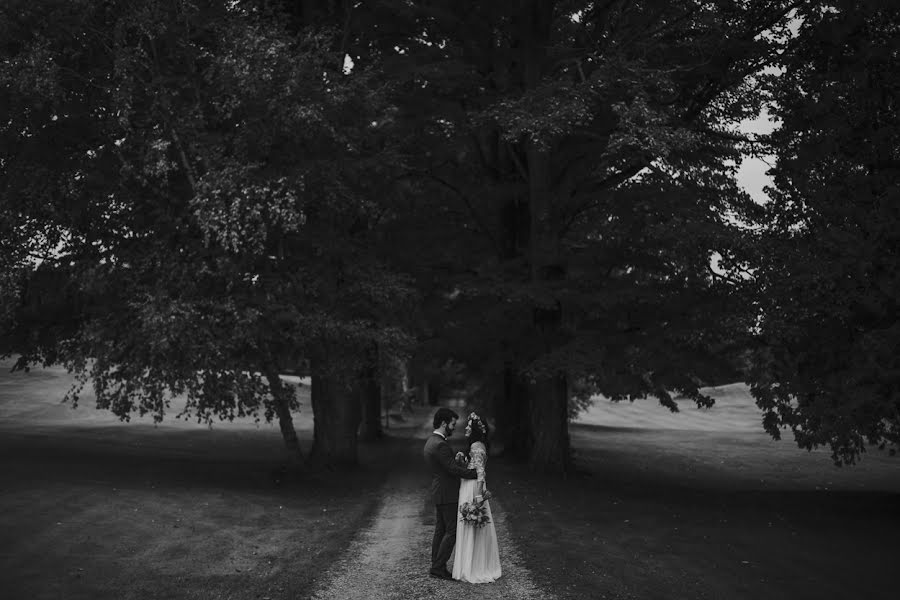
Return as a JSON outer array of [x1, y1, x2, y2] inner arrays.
[[0, 413, 424, 600], [490, 422, 900, 600]]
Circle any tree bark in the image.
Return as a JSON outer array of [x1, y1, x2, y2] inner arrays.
[[310, 368, 362, 467], [478, 0, 571, 473], [522, 141, 573, 472], [417, 379, 429, 407], [264, 367, 305, 467], [406, 354, 427, 408], [494, 361, 532, 460], [526, 371, 570, 473], [380, 353, 405, 414], [427, 381, 441, 406], [522, 143, 573, 471], [359, 353, 383, 442]]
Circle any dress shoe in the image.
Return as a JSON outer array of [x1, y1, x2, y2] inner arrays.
[[429, 568, 453, 580]]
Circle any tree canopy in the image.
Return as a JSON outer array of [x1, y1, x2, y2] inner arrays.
[[2, 0, 897, 471], [346, 0, 802, 470], [1, 0, 414, 466], [748, 0, 900, 464]]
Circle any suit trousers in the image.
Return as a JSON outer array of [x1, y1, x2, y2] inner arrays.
[[431, 502, 459, 571]]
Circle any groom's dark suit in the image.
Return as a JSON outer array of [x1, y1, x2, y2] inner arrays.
[[423, 432, 477, 575]]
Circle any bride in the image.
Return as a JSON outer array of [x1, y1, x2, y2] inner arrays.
[[452, 412, 501, 583]]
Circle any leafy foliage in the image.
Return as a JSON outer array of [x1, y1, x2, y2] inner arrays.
[[362, 1, 795, 407], [749, 1, 900, 464], [314, 0, 805, 472], [5, 0, 894, 473], [0, 1, 412, 437]]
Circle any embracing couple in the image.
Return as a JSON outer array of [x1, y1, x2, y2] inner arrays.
[[423, 407, 502, 584]]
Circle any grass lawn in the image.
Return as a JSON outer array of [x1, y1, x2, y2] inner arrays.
[[5, 362, 898, 600], [0, 358, 407, 600], [493, 386, 900, 600]]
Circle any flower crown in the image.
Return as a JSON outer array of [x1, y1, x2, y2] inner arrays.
[[467, 412, 487, 435]]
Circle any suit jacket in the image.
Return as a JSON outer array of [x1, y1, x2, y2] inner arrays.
[[423, 433, 477, 505]]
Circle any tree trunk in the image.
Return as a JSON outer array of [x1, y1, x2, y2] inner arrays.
[[264, 367, 305, 467], [417, 379, 429, 407], [359, 359, 383, 442], [521, 297, 572, 472], [493, 361, 530, 460], [523, 133, 571, 473], [525, 372, 570, 473], [407, 355, 428, 407], [380, 353, 404, 414], [310, 370, 361, 467], [427, 381, 441, 406], [489, 1, 571, 474]]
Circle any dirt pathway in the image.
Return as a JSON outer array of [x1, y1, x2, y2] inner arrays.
[[308, 425, 554, 600]]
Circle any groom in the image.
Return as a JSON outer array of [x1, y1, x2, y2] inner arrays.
[[423, 407, 477, 580]]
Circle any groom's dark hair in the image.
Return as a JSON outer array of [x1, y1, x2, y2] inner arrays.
[[433, 408, 459, 429]]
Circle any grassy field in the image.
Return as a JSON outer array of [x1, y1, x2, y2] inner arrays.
[[0, 359, 402, 600], [495, 386, 900, 600], [2, 361, 898, 599]]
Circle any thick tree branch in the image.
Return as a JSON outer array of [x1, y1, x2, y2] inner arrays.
[[573, 159, 647, 198], [469, 132, 500, 179], [559, 160, 648, 237], [421, 172, 502, 256], [169, 127, 198, 193], [706, 263, 745, 286], [695, 127, 759, 145], [506, 141, 529, 182], [112, 145, 182, 205]]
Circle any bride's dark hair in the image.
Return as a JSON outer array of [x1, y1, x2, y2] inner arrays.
[[467, 413, 491, 454]]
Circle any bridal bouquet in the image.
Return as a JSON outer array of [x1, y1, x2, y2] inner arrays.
[[459, 501, 490, 527], [459, 491, 493, 528]]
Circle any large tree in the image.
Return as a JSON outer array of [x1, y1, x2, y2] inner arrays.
[[0, 0, 412, 468], [748, 0, 900, 464], [350, 0, 800, 471]]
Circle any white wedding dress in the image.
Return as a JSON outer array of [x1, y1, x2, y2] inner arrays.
[[452, 441, 501, 583]]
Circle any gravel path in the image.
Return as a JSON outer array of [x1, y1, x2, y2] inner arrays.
[[308, 429, 555, 600]]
